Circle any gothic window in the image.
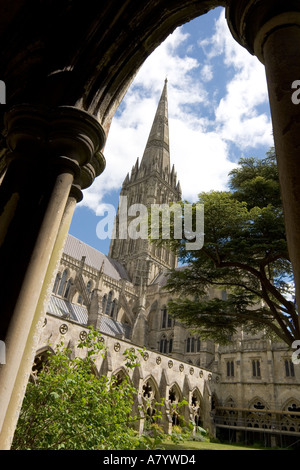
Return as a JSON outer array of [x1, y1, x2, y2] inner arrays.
[[285, 359, 295, 377], [86, 280, 92, 294], [169, 336, 173, 353], [31, 348, 54, 382], [169, 385, 181, 425], [64, 278, 73, 299], [161, 307, 167, 328], [102, 294, 107, 312], [159, 335, 168, 354], [226, 360, 234, 377], [105, 291, 113, 315], [112, 369, 127, 388], [186, 336, 201, 353], [253, 401, 265, 410], [57, 269, 68, 297], [52, 272, 61, 294], [287, 403, 300, 414], [252, 360, 261, 377], [191, 390, 202, 427], [142, 379, 158, 424], [110, 299, 118, 318], [161, 306, 173, 329]]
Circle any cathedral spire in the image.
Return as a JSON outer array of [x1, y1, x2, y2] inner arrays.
[[140, 79, 170, 175]]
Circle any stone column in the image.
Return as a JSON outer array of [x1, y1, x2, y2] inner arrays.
[[0, 104, 105, 449], [226, 1, 300, 332]]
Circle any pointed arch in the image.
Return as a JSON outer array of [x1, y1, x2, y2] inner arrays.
[[52, 272, 61, 294], [57, 269, 69, 297], [168, 382, 183, 426], [190, 388, 203, 428], [102, 293, 107, 312], [224, 396, 236, 408], [168, 382, 182, 404], [282, 398, 300, 413], [111, 366, 130, 387], [64, 277, 73, 299], [142, 376, 161, 423], [31, 345, 55, 381], [248, 397, 269, 410], [105, 290, 113, 315]]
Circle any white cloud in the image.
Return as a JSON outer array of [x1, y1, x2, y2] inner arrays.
[[81, 9, 273, 213], [201, 64, 213, 82], [200, 11, 273, 149]]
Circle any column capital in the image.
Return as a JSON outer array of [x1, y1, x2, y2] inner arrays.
[[226, 0, 300, 62], [4, 104, 106, 198]]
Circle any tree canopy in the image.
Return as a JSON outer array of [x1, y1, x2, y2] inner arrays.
[[154, 149, 299, 346]]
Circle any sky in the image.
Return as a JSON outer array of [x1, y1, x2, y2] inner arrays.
[[69, 6, 274, 255]]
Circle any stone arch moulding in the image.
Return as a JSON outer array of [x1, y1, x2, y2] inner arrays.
[[168, 382, 183, 403], [191, 387, 204, 405], [282, 398, 300, 412], [248, 397, 269, 410], [111, 366, 131, 385], [142, 375, 160, 400], [0, 1, 227, 136]]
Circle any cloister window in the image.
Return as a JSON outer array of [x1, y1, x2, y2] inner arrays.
[[285, 359, 295, 377], [226, 360, 234, 377], [186, 336, 201, 353], [161, 306, 173, 329], [168, 385, 180, 425], [252, 360, 261, 378], [110, 299, 118, 318], [52, 272, 61, 294], [105, 291, 113, 315], [253, 401, 265, 410], [57, 269, 68, 297], [102, 294, 107, 312], [86, 280, 92, 293], [142, 380, 158, 424], [159, 335, 167, 354], [64, 278, 73, 299]]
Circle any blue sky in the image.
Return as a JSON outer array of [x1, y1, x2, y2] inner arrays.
[[69, 6, 273, 255]]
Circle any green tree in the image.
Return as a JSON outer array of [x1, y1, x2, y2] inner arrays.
[[12, 328, 141, 450], [154, 150, 299, 346]]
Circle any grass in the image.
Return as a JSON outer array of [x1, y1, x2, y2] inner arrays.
[[162, 439, 270, 451]]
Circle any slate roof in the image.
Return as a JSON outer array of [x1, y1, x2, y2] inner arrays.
[[48, 295, 131, 339], [64, 234, 130, 281]]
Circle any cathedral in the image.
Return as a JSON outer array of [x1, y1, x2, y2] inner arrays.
[[37, 81, 300, 447]]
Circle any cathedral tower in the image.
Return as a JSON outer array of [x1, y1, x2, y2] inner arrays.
[[109, 80, 181, 285]]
